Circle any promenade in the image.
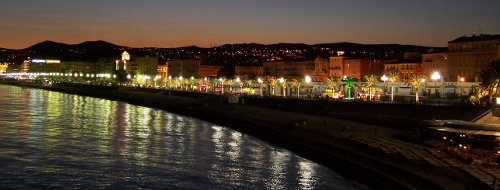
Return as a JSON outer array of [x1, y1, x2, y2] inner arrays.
[[0, 79, 496, 189]]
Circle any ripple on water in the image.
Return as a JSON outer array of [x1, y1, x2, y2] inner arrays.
[[0, 84, 364, 189]]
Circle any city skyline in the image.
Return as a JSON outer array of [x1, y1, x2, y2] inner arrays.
[[1, 0, 500, 49]]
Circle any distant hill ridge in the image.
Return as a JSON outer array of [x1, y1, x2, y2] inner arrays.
[[0, 40, 443, 51]]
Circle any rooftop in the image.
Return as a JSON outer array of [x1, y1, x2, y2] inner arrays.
[[449, 34, 500, 43]]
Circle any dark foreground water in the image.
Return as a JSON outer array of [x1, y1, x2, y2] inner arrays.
[[0, 84, 363, 189]]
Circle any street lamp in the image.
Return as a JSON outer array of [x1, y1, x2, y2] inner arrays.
[[235, 77, 242, 94], [305, 75, 312, 83], [381, 75, 388, 100], [218, 77, 224, 94], [431, 71, 441, 96], [257, 77, 263, 96], [155, 75, 161, 87], [279, 77, 286, 97], [305, 75, 312, 99]]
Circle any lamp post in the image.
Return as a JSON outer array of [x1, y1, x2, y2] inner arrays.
[[236, 77, 242, 94], [204, 77, 208, 92], [381, 75, 388, 101], [179, 76, 183, 90], [167, 75, 172, 88], [305, 75, 312, 99], [431, 71, 441, 97], [154, 75, 160, 87], [257, 78, 263, 96], [279, 77, 286, 97], [219, 77, 224, 94]]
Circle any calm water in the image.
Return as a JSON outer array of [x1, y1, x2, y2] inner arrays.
[[0, 84, 363, 189]]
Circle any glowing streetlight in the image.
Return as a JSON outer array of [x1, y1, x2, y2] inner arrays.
[[305, 75, 312, 83], [431, 71, 441, 95], [154, 75, 161, 87], [381, 75, 388, 98], [218, 77, 224, 94], [257, 77, 263, 96], [235, 77, 242, 94], [279, 77, 286, 97]]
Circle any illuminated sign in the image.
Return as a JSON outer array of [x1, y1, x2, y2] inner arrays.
[[31, 59, 61, 64], [46, 60, 61, 64], [32, 59, 46, 63]]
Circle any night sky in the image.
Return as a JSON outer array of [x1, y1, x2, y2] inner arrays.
[[1, 0, 499, 49]]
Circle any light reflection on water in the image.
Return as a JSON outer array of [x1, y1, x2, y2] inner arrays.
[[0, 85, 364, 189]]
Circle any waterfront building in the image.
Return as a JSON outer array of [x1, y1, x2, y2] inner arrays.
[[384, 62, 423, 81], [311, 57, 329, 82], [422, 53, 449, 82], [235, 65, 264, 79], [328, 56, 386, 80], [21, 60, 30, 73], [0, 63, 7, 73], [263, 61, 314, 78], [96, 58, 116, 74], [166, 60, 222, 78], [115, 51, 159, 76], [344, 59, 386, 80], [328, 56, 346, 78], [28, 59, 62, 73], [199, 65, 223, 78], [167, 60, 199, 78], [448, 34, 500, 82], [61, 61, 96, 73], [157, 64, 168, 78]]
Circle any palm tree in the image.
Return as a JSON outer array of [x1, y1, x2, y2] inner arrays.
[[291, 79, 302, 98], [197, 79, 204, 92], [280, 79, 287, 97], [406, 74, 425, 103], [173, 78, 180, 89], [245, 79, 255, 94], [325, 77, 340, 98], [209, 78, 218, 93], [268, 78, 278, 96], [218, 78, 226, 94], [183, 79, 191, 90], [478, 60, 500, 104], [226, 79, 234, 94], [363, 74, 378, 101], [386, 67, 400, 102]]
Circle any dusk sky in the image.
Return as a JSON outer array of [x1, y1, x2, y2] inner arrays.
[[1, 0, 499, 49]]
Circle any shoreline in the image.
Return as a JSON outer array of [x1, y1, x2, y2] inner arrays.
[[0, 80, 493, 189]]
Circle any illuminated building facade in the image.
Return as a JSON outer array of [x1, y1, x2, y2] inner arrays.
[[311, 57, 329, 82], [235, 66, 264, 79], [328, 56, 386, 80], [384, 62, 423, 81], [0, 63, 7, 73], [157, 64, 168, 78], [115, 51, 159, 76], [448, 34, 500, 82], [422, 53, 449, 82], [263, 61, 315, 78], [61, 61, 96, 73], [343, 59, 386, 80], [28, 59, 62, 73], [167, 60, 201, 78], [328, 56, 346, 78], [199, 65, 223, 78]]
